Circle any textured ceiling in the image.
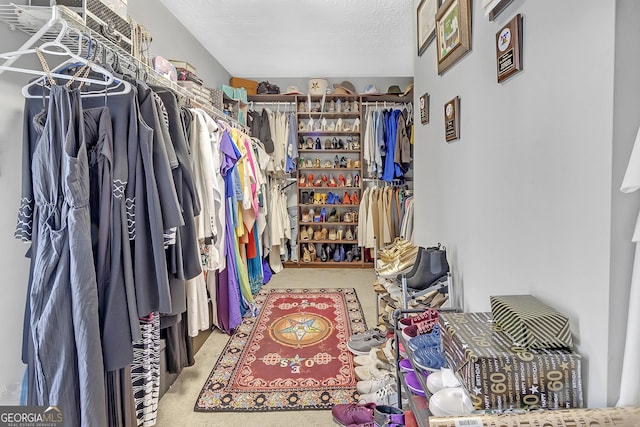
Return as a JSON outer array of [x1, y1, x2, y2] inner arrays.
[[158, 0, 414, 78]]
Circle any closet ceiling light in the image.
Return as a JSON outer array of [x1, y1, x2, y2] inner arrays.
[[159, 0, 413, 78]]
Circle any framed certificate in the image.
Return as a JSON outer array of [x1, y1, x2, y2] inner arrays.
[[496, 14, 523, 83], [417, 0, 438, 56], [444, 96, 460, 142]]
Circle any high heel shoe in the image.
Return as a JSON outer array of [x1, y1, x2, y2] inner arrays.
[[337, 227, 345, 241], [321, 227, 328, 240], [351, 191, 360, 205], [336, 118, 343, 132], [328, 174, 337, 187], [324, 139, 332, 150], [329, 229, 337, 241], [328, 121, 336, 132], [307, 173, 314, 187], [299, 174, 307, 187], [301, 208, 310, 223], [299, 121, 306, 131], [340, 244, 346, 261], [313, 120, 322, 131], [321, 117, 328, 131], [313, 229, 322, 240], [339, 156, 348, 168], [353, 117, 361, 132], [346, 174, 353, 186], [328, 208, 338, 223], [307, 118, 314, 132], [353, 174, 360, 187], [332, 137, 338, 149], [315, 157, 321, 168], [308, 243, 317, 262], [320, 244, 328, 262], [333, 244, 342, 262], [313, 192, 322, 204], [320, 208, 327, 222], [320, 193, 328, 204], [353, 101, 359, 113], [315, 138, 322, 150], [345, 227, 354, 241], [343, 121, 352, 132], [327, 192, 335, 204], [328, 100, 336, 113], [336, 99, 343, 113], [343, 192, 351, 205], [338, 174, 346, 187], [308, 191, 315, 205], [322, 174, 328, 186], [303, 245, 311, 263]]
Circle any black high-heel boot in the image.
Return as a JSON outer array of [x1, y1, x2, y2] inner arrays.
[[321, 244, 328, 262], [404, 246, 450, 291]]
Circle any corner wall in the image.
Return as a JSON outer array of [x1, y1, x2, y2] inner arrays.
[[413, 0, 616, 406]]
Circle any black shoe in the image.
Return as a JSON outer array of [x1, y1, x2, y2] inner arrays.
[[301, 191, 309, 205], [396, 246, 425, 282], [404, 246, 450, 291], [320, 244, 328, 262]]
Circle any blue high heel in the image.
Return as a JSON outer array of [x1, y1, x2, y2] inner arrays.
[[333, 244, 342, 262], [340, 245, 346, 261], [320, 208, 327, 222], [327, 192, 334, 204]]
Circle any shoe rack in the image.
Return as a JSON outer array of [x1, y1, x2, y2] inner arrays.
[[296, 94, 364, 267]]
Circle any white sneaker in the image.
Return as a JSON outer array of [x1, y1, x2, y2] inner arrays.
[[353, 348, 390, 366], [358, 383, 398, 406], [354, 360, 393, 381], [357, 374, 395, 394]]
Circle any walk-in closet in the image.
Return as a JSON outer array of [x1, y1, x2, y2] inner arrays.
[[0, 1, 639, 426]]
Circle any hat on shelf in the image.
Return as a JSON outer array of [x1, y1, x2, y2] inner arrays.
[[361, 84, 381, 95], [283, 85, 303, 95], [386, 85, 403, 95], [309, 78, 329, 95], [333, 80, 357, 95], [401, 83, 414, 97]]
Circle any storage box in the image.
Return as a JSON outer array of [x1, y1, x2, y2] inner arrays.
[[169, 60, 196, 74], [490, 295, 573, 349], [210, 88, 223, 111], [428, 407, 640, 427], [440, 312, 583, 411], [229, 77, 258, 95]]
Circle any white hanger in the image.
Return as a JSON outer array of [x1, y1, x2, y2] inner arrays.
[[0, 19, 117, 88]]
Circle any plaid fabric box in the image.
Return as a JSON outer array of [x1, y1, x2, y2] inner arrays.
[[490, 295, 573, 350]]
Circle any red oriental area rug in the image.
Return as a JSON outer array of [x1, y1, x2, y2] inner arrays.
[[194, 288, 367, 412]]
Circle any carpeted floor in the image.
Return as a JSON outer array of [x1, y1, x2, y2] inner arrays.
[[156, 268, 377, 426]]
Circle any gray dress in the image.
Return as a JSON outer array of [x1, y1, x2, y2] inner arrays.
[[28, 85, 107, 427]]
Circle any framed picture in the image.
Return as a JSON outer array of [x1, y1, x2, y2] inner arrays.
[[436, 0, 472, 75], [482, 0, 516, 21], [496, 14, 523, 83], [444, 96, 460, 142], [420, 93, 430, 125], [417, 0, 438, 56]]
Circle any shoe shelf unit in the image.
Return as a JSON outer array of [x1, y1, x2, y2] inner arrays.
[[297, 94, 365, 267], [393, 309, 467, 427]]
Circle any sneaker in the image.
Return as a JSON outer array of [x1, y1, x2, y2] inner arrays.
[[349, 328, 386, 343], [348, 334, 387, 356], [357, 374, 396, 394], [407, 324, 441, 351], [399, 308, 438, 329], [413, 348, 447, 372], [353, 348, 390, 366], [401, 317, 438, 340], [426, 368, 462, 394], [359, 383, 398, 406], [373, 405, 405, 427], [331, 402, 376, 426], [354, 361, 394, 381]]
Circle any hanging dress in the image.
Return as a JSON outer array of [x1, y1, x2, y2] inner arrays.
[[28, 84, 107, 426]]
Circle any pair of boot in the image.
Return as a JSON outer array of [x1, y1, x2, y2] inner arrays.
[[396, 244, 449, 291]]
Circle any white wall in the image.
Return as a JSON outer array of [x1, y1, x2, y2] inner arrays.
[[0, 0, 231, 404], [413, 0, 616, 407], [0, 1, 35, 403]]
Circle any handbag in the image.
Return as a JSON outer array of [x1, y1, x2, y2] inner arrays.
[[257, 81, 280, 94]]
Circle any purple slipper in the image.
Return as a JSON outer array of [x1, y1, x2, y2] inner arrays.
[[399, 358, 414, 373], [405, 372, 425, 396]]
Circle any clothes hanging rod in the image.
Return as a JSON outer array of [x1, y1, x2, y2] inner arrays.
[[0, 3, 249, 133]]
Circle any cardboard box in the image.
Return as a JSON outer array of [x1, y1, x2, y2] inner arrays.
[[490, 295, 573, 349], [428, 406, 640, 427], [440, 312, 583, 412], [229, 77, 258, 95]]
